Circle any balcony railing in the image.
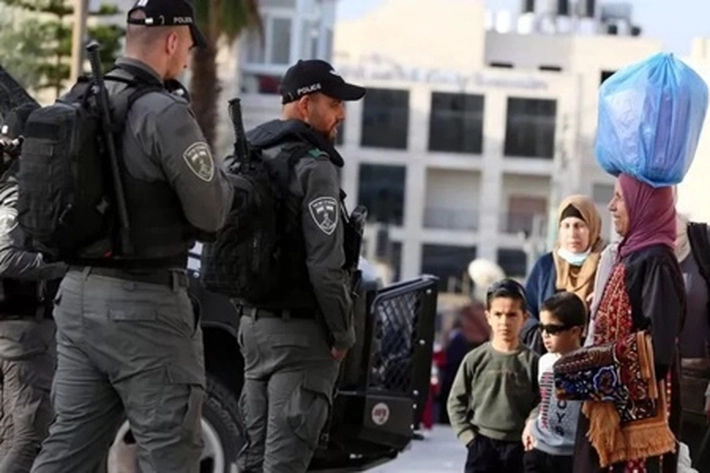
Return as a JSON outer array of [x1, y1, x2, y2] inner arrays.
[[423, 207, 479, 231]]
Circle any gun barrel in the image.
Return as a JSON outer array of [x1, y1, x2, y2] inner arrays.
[[86, 41, 133, 255], [228, 98, 249, 164]]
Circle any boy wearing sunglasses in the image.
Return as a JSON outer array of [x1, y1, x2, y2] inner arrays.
[[522, 292, 585, 473], [448, 279, 540, 473]]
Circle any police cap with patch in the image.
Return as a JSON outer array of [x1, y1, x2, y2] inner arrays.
[[280, 59, 366, 105], [127, 0, 207, 48]]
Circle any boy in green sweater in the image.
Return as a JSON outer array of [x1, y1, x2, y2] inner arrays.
[[447, 278, 540, 473]]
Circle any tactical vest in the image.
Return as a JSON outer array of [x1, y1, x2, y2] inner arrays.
[[84, 65, 195, 268], [244, 142, 358, 311]]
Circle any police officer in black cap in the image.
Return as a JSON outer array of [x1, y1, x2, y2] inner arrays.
[[236, 59, 365, 472], [31, 1, 232, 472]]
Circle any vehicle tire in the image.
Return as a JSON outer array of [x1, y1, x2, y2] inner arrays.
[[106, 374, 244, 473], [202, 373, 244, 473]]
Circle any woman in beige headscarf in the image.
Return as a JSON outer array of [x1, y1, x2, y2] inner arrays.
[[522, 195, 604, 354]]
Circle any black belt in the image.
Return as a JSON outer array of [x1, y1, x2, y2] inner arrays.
[[236, 306, 314, 321], [69, 266, 189, 289]]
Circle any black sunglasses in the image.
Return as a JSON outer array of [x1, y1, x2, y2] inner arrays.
[[538, 323, 579, 335]]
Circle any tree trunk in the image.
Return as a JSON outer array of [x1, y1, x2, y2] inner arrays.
[[190, 40, 220, 149]]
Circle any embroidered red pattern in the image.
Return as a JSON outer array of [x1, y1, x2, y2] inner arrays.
[[591, 264, 648, 473]]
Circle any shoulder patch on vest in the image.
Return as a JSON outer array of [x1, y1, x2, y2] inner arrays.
[[308, 196, 338, 236], [0, 206, 18, 234], [183, 142, 214, 182], [307, 148, 328, 159]]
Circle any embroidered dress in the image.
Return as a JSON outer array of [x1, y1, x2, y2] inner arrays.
[[569, 244, 685, 473]]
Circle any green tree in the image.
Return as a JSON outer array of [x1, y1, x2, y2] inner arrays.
[[0, 0, 124, 98], [191, 0, 262, 148], [0, 17, 56, 91]]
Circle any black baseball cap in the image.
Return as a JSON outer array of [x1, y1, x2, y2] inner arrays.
[[280, 60, 366, 104], [127, 0, 207, 48]]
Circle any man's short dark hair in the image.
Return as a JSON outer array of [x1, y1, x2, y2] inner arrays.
[[486, 278, 527, 311], [540, 292, 586, 327]]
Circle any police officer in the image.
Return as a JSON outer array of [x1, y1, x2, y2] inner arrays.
[[31, 1, 233, 472], [236, 60, 365, 473], [0, 104, 66, 473]]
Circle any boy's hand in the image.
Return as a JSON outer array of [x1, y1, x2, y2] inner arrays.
[[522, 420, 535, 451], [705, 396, 710, 421]]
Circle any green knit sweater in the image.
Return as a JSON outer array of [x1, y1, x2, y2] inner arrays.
[[447, 342, 540, 445]]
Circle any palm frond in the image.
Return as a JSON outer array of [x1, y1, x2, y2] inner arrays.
[[193, 0, 211, 34], [220, 0, 263, 44]]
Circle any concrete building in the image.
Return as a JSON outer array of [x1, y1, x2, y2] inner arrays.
[[322, 0, 663, 290], [678, 37, 710, 225], [221, 0, 710, 290]]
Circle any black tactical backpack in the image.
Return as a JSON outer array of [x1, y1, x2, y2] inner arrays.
[[16, 67, 162, 261], [200, 129, 314, 301]]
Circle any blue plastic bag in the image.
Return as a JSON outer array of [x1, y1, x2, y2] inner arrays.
[[595, 53, 709, 187]]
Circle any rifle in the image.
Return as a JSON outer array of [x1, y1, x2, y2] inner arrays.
[[86, 41, 133, 256], [227, 98, 250, 172]]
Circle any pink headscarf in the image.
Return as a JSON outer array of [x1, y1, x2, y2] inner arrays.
[[617, 174, 676, 259]]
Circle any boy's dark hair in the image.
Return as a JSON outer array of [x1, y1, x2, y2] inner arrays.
[[540, 292, 586, 327], [486, 278, 527, 311]]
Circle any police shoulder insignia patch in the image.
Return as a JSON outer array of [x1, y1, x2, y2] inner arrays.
[[308, 196, 338, 236], [0, 206, 17, 233], [183, 142, 214, 182]]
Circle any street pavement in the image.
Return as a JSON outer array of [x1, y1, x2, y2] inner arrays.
[[370, 426, 466, 473]]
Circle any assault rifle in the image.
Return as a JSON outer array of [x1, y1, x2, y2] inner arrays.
[[87, 41, 133, 255]]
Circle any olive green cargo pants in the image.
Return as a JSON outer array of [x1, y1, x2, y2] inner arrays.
[[31, 268, 205, 473], [237, 313, 339, 473]]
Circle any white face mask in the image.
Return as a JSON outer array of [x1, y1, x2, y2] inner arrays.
[[557, 247, 591, 266]]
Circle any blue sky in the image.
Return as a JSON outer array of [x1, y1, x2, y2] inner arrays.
[[336, 0, 710, 55]]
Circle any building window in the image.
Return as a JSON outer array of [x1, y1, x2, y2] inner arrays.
[[271, 18, 292, 65], [371, 233, 402, 282], [504, 98, 557, 159], [323, 29, 333, 62], [301, 20, 320, 58], [357, 164, 406, 226], [600, 70, 617, 85], [361, 88, 409, 149], [390, 242, 402, 282], [502, 196, 548, 236], [421, 244, 477, 292], [497, 249, 528, 278], [243, 15, 293, 66], [240, 73, 282, 94], [244, 30, 265, 64], [428, 92, 484, 154]]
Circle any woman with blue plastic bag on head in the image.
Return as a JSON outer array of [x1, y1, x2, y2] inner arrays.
[[554, 53, 709, 473]]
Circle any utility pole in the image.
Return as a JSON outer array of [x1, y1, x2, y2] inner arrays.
[[70, 0, 89, 83]]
